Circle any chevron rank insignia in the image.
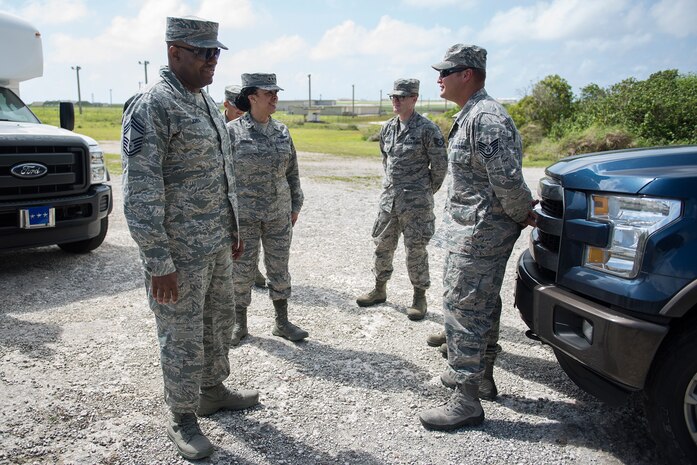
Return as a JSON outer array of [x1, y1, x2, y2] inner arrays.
[[477, 139, 499, 159], [122, 116, 145, 157]]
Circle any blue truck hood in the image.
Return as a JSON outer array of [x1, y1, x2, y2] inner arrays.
[[546, 145, 697, 197]]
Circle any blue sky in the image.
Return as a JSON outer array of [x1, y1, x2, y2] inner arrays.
[[3, 0, 697, 105]]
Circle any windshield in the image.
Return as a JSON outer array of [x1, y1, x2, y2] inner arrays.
[[0, 87, 40, 123]]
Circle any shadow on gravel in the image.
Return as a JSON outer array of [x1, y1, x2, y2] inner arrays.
[[0, 242, 142, 314], [252, 337, 431, 393], [483, 394, 663, 465], [212, 415, 384, 465], [0, 314, 61, 356]]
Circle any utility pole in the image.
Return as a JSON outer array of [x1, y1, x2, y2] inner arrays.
[[307, 74, 311, 108], [351, 84, 355, 117], [109, 89, 112, 105], [139, 60, 150, 85], [71, 65, 82, 114], [379, 89, 382, 115]]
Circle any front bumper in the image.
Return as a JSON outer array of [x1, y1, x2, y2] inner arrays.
[[0, 184, 112, 250], [515, 249, 668, 390]]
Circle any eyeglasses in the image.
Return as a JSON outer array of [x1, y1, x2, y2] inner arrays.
[[439, 67, 469, 79], [174, 44, 221, 61], [390, 95, 415, 101]]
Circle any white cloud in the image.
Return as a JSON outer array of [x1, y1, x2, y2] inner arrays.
[[197, 0, 256, 29], [16, 0, 88, 24], [479, 0, 628, 43], [401, 0, 477, 8], [225, 35, 307, 71], [310, 15, 450, 62], [651, 0, 697, 38]]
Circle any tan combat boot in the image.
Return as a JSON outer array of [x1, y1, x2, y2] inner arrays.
[[167, 411, 214, 460], [427, 331, 446, 347], [356, 280, 387, 307], [230, 306, 248, 346], [406, 288, 427, 320], [197, 383, 259, 417], [419, 382, 484, 431], [272, 299, 309, 341]]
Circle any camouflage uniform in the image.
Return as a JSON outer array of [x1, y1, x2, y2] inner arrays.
[[436, 87, 532, 385], [227, 111, 303, 309], [372, 110, 447, 288], [122, 66, 239, 412]]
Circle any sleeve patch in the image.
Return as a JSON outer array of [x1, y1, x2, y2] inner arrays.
[[477, 139, 499, 159], [122, 116, 145, 157]]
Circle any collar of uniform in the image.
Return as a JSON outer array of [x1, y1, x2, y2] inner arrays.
[[389, 111, 418, 130], [160, 66, 206, 104], [240, 112, 281, 134], [453, 88, 488, 126]]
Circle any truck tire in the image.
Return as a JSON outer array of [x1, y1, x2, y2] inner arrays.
[[58, 217, 108, 254], [644, 323, 697, 465]]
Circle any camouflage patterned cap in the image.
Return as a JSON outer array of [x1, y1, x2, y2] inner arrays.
[[241, 73, 283, 91], [166, 16, 228, 50], [432, 44, 486, 71], [389, 78, 419, 97], [224, 85, 242, 102]]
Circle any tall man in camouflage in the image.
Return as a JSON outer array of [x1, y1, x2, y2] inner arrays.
[[419, 44, 536, 431], [121, 16, 259, 460], [356, 78, 447, 320], [223, 84, 267, 288]]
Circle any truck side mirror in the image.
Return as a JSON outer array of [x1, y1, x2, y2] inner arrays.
[[59, 101, 75, 131]]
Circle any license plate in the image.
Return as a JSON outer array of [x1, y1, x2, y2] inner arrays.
[[19, 206, 56, 229]]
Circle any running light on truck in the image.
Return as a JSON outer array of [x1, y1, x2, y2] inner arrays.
[[584, 194, 681, 278], [89, 145, 107, 184]]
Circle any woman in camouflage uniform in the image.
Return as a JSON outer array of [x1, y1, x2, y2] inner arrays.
[[226, 73, 307, 344]]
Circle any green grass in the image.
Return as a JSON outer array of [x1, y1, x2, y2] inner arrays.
[[290, 127, 381, 158], [105, 153, 122, 175], [31, 105, 123, 140], [29, 105, 548, 166]]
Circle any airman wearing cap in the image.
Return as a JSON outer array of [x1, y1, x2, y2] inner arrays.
[[121, 16, 259, 461], [419, 43, 535, 432], [223, 84, 244, 122], [226, 72, 308, 347], [356, 77, 447, 321]]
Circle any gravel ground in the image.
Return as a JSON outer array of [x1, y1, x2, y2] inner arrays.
[[0, 150, 664, 464]]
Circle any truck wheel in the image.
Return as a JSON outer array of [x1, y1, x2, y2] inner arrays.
[[58, 217, 108, 254], [644, 324, 697, 464]]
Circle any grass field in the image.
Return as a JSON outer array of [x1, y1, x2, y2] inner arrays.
[[29, 104, 547, 166]]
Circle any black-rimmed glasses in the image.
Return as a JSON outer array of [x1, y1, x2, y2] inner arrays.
[[174, 44, 221, 61], [439, 67, 469, 79]]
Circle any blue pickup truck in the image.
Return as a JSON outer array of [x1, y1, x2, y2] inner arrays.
[[515, 145, 697, 464]]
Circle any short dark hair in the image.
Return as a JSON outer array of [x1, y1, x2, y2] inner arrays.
[[234, 87, 257, 112], [471, 67, 486, 83]]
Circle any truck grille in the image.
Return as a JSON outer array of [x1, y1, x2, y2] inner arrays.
[[531, 176, 564, 274], [0, 145, 88, 200]]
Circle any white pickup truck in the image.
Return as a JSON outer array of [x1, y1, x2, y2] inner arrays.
[[0, 11, 112, 253]]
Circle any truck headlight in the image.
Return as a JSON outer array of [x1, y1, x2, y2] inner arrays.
[[584, 194, 681, 278], [89, 145, 107, 184]]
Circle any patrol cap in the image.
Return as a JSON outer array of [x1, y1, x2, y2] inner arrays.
[[166, 16, 228, 50], [241, 73, 283, 91], [225, 85, 241, 102], [389, 78, 419, 97], [432, 44, 486, 71]]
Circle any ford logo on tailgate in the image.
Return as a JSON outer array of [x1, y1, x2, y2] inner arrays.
[[10, 163, 49, 179]]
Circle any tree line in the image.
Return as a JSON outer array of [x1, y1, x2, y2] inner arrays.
[[504, 70, 697, 161]]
